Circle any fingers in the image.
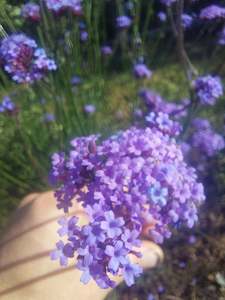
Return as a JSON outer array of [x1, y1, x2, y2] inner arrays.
[[18, 193, 40, 208], [131, 240, 164, 269]]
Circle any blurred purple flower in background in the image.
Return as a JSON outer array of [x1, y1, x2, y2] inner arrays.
[[192, 118, 211, 131], [101, 46, 112, 56], [199, 5, 225, 20], [0, 96, 15, 113], [44, 0, 83, 16], [42, 113, 55, 122], [158, 12, 167, 22], [80, 31, 88, 42], [21, 2, 40, 22], [147, 293, 156, 300], [182, 13, 193, 29], [71, 75, 82, 86], [116, 16, 132, 29], [193, 75, 223, 105], [188, 234, 197, 245], [84, 104, 96, 115], [160, 0, 177, 7], [134, 63, 152, 79], [133, 108, 143, 119], [139, 88, 189, 119], [0, 34, 57, 83], [191, 123, 225, 157]]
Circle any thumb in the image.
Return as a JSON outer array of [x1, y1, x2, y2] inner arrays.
[[130, 240, 164, 269]]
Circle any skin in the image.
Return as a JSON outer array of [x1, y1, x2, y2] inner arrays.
[[0, 191, 163, 300]]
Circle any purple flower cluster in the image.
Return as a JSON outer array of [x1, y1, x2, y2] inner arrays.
[[158, 12, 167, 22], [44, 0, 83, 16], [199, 5, 225, 20], [193, 75, 223, 106], [139, 89, 189, 118], [101, 46, 113, 56], [134, 64, 152, 79], [191, 118, 225, 157], [116, 16, 132, 29], [21, 2, 41, 22], [0, 34, 57, 83], [182, 14, 193, 29], [50, 126, 205, 288], [0, 96, 15, 113], [145, 112, 182, 136]]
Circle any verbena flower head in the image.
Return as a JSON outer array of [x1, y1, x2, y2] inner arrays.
[[192, 118, 211, 131], [191, 120, 225, 157], [101, 46, 112, 56], [0, 34, 57, 83], [145, 112, 182, 136], [139, 89, 189, 118], [199, 5, 225, 20], [50, 125, 205, 288], [44, 0, 83, 15], [133, 64, 152, 79], [193, 75, 223, 106], [21, 3, 41, 22], [116, 16, 132, 29], [0, 96, 15, 113], [158, 12, 167, 22], [182, 14, 193, 29]]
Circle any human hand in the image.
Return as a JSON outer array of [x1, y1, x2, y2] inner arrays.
[[0, 191, 163, 300]]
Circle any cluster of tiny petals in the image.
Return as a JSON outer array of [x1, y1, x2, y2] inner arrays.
[[50, 126, 205, 288], [145, 112, 182, 136], [139, 88, 189, 119], [0, 96, 15, 113], [0, 34, 57, 83], [181, 13, 193, 29], [193, 75, 223, 106], [44, 0, 83, 15], [133, 64, 152, 79], [116, 16, 132, 29], [21, 2, 41, 22], [191, 118, 225, 157], [199, 5, 225, 20]]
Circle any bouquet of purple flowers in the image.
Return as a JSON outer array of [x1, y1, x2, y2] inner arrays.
[[50, 122, 205, 288]]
